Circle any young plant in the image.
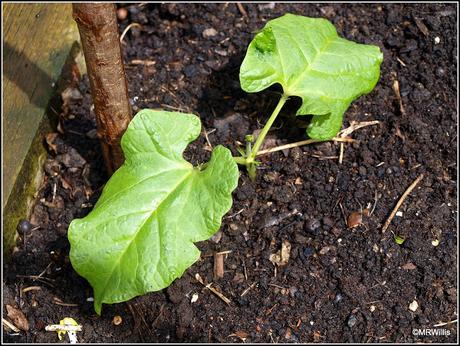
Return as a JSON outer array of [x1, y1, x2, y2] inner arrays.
[[68, 13, 383, 314]]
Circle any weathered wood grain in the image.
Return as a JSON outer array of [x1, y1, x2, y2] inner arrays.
[[3, 3, 79, 253]]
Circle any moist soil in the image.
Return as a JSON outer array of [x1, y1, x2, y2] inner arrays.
[[3, 3, 457, 343]]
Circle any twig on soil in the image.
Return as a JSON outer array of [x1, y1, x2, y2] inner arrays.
[[3, 318, 20, 333], [120, 23, 142, 43], [152, 304, 165, 328], [45, 324, 82, 332], [53, 297, 78, 307], [160, 104, 188, 113], [194, 273, 231, 305], [382, 174, 424, 233], [130, 59, 156, 66], [127, 303, 141, 335], [396, 57, 407, 67], [392, 79, 406, 115], [242, 258, 248, 281], [335, 120, 381, 166], [21, 286, 41, 294], [52, 183, 57, 203], [224, 208, 244, 219], [240, 282, 256, 297], [213, 252, 225, 279], [370, 191, 379, 216], [338, 120, 380, 138], [37, 262, 53, 278], [16, 275, 55, 286], [203, 128, 216, 150], [310, 154, 339, 160], [236, 3, 248, 17], [268, 283, 286, 290], [338, 202, 348, 227], [433, 319, 457, 327], [338, 143, 345, 164], [256, 137, 356, 156], [266, 303, 278, 316]]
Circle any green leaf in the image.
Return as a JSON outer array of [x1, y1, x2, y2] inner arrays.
[[68, 110, 239, 314], [394, 235, 406, 245], [240, 14, 383, 140]]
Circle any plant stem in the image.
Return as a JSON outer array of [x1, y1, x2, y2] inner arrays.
[[249, 94, 288, 161], [233, 156, 248, 165]]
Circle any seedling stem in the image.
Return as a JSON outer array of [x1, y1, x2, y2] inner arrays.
[[235, 94, 289, 179]]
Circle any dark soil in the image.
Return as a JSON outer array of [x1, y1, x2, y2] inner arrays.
[[3, 3, 457, 343]]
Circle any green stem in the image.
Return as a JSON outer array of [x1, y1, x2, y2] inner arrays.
[[249, 94, 288, 161], [233, 156, 248, 165]]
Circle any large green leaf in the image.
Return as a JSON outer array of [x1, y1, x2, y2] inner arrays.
[[240, 14, 383, 140], [68, 110, 239, 314]]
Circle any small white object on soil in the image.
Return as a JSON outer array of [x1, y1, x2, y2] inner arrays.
[[396, 211, 403, 217], [191, 293, 199, 303], [409, 300, 419, 312], [202, 28, 218, 38], [434, 36, 441, 44], [432, 239, 440, 246], [370, 305, 376, 312]]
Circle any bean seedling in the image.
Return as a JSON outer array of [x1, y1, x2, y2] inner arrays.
[[68, 14, 383, 314]]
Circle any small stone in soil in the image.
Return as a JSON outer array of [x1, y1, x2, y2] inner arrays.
[[334, 293, 343, 303], [117, 7, 128, 20], [289, 287, 298, 298], [409, 300, 419, 312], [17, 219, 33, 235], [305, 219, 321, 234], [202, 28, 218, 38], [347, 315, 357, 328], [303, 247, 315, 257]]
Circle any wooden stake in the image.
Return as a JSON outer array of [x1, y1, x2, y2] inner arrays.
[[73, 4, 132, 175]]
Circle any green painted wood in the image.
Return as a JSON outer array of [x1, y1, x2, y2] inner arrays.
[[3, 3, 80, 253]]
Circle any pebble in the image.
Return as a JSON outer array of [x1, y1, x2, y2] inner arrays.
[[434, 36, 441, 44], [229, 223, 238, 231], [319, 246, 332, 255], [289, 287, 298, 298], [305, 219, 321, 234], [435, 67, 445, 77], [347, 315, 357, 328], [202, 28, 218, 38], [303, 247, 315, 257], [117, 7, 128, 21], [409, 300, 419, 312], [210, 230, 222, 243], [190, 293, 199, 303], [16, 219, 33, 235], [334, 293, 343, 303]]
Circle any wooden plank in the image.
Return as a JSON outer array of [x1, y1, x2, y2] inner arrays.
[[2, 3, 80, 253]]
